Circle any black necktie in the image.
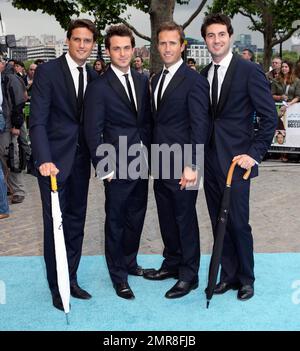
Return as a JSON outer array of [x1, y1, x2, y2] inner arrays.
[[212, 64, 220, 117], [157, 69, 169, 109], [124, 73, 137, 114], [77, 66, 84, 114]]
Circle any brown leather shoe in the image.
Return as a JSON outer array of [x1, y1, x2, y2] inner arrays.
[[11, 195, 25, 204], [0, 213, 9, 219]]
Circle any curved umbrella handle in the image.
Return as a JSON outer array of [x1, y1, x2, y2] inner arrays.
[[50, 175, 58, 192], [226, 160, 252, 187]]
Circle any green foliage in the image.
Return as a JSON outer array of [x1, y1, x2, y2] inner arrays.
[[12, 0, 80, 29], [209, 0, 300, 40], [12, 0, 191, 31], [282, 51, 300, 63]]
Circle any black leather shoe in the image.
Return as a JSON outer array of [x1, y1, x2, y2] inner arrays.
[[165, 279, 199, 299], [11, 195, 25, 204], [143, 268, 178, 280], [128, 265, 144, 276], [52, 294, 64, 311], [213, 282, 240, 295], [237, 285, 254, 301], [113, 282, 135, 299], [70, 283, 92, 299]]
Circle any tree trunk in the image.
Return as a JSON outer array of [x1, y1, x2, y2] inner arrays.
[[262, 9, 273, 72], [149, 0, 176, 73]]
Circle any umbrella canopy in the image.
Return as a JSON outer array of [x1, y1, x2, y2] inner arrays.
[[50, 175, 70, 320], [206, 160, 252, 308]]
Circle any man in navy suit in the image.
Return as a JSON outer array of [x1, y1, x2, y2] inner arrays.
[[143, 22, 210, 299], [201, 14, 277, 301], [84, 24, 151, 300], [30, 19, 98, 310]]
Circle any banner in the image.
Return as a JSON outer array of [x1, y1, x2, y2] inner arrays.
[[270, 102, 300, 149]]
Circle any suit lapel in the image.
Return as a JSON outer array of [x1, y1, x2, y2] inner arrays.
[[131, 69, 142, 118], [59, 54, 77, 120], [151, 73, 160, 114], [106, 67, 136, 116], [159, 63, 186, 108], [217, 54, 238, 114]]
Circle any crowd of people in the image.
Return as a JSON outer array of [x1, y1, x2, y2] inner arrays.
[[0, 14, 283, 312]]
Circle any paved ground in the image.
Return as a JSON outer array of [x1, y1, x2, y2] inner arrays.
[[1, 160, 300, 256]]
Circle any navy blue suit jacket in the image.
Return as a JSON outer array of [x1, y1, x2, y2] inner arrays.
[[151, 62, 210, 179], [83, 66, 151, 179], [201, 54, 277, 179], [30, 54, 97, 182]]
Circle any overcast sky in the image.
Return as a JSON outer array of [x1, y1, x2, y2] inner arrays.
[[0, 0, 290, 51]]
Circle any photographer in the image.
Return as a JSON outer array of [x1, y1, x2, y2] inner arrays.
[[0, 53, 27, 204]]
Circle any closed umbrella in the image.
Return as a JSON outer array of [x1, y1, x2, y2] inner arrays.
[[206, 160, 252, 308], [50, 175, 70, 323]]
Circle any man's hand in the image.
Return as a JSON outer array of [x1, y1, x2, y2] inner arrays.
[[39, 162, 59, 177], [232, 154, 255, 170], [10, 128, 20, 136], [179, 166, 198, 190]]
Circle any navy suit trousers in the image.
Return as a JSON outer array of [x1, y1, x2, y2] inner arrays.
[[204, 146, 255, 286]]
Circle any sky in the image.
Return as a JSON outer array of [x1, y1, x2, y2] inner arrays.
[[0, 0, 291, 51]]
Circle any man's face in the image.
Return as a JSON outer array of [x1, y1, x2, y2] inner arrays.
[[134, 57, 143, 69], [106, 36, 134, 73], [67, 27, 95, 65], [242, 50, 252, 61], [204, 23, 232, 63], [28, 64, 37, 78], [272, 58, 282, 71], [14, 64, 23, 74], [157, 30, 184, 68]]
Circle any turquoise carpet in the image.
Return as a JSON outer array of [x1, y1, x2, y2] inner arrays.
[[0, 254, 299, 331]]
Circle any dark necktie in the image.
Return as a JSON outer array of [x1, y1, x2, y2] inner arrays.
[[212, 64, 220, 117], [77, 66, 84, 114], [157, 69, 169, 109], [124, 73, 137, 114]]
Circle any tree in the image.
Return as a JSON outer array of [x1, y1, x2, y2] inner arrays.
[[12, 0, 208, 72], [208, 0, 300, 71]]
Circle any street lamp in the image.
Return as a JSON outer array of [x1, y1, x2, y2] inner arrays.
[[278, 29, 285, 58]]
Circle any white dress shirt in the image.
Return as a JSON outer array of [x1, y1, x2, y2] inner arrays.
[[65, 52, 88, 96], [154, 58, 183, 109], [110, 64, 137, 110], [207, 51, 233, 103]]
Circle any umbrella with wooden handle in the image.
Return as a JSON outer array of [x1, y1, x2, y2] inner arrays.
[[206, 160, 252, 308], [50, 175, 70, 323]]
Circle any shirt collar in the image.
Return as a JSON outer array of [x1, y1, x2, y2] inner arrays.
[[111, 64, 132, 79], [65, 52, 86, 71], [163, 58, 183, 76], [212, 51, 233, 69]]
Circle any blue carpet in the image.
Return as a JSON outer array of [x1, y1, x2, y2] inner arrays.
[[0, 254, 299, 331]]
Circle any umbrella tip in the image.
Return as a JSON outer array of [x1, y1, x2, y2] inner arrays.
[[65, 313, 70, 325], [206, 300, 210, 309]]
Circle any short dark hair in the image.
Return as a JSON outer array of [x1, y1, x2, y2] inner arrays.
[[67, 19, 98, 42], [242, 48, 254, 61], [187, 57, 196, 65], [135, 56, 144, 63], [104, 24, 135, 49], [14, 60, 25, 68], [34, 59, 45, 65], [157, 21, 185, 45], [201, 13, 234, 39]]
